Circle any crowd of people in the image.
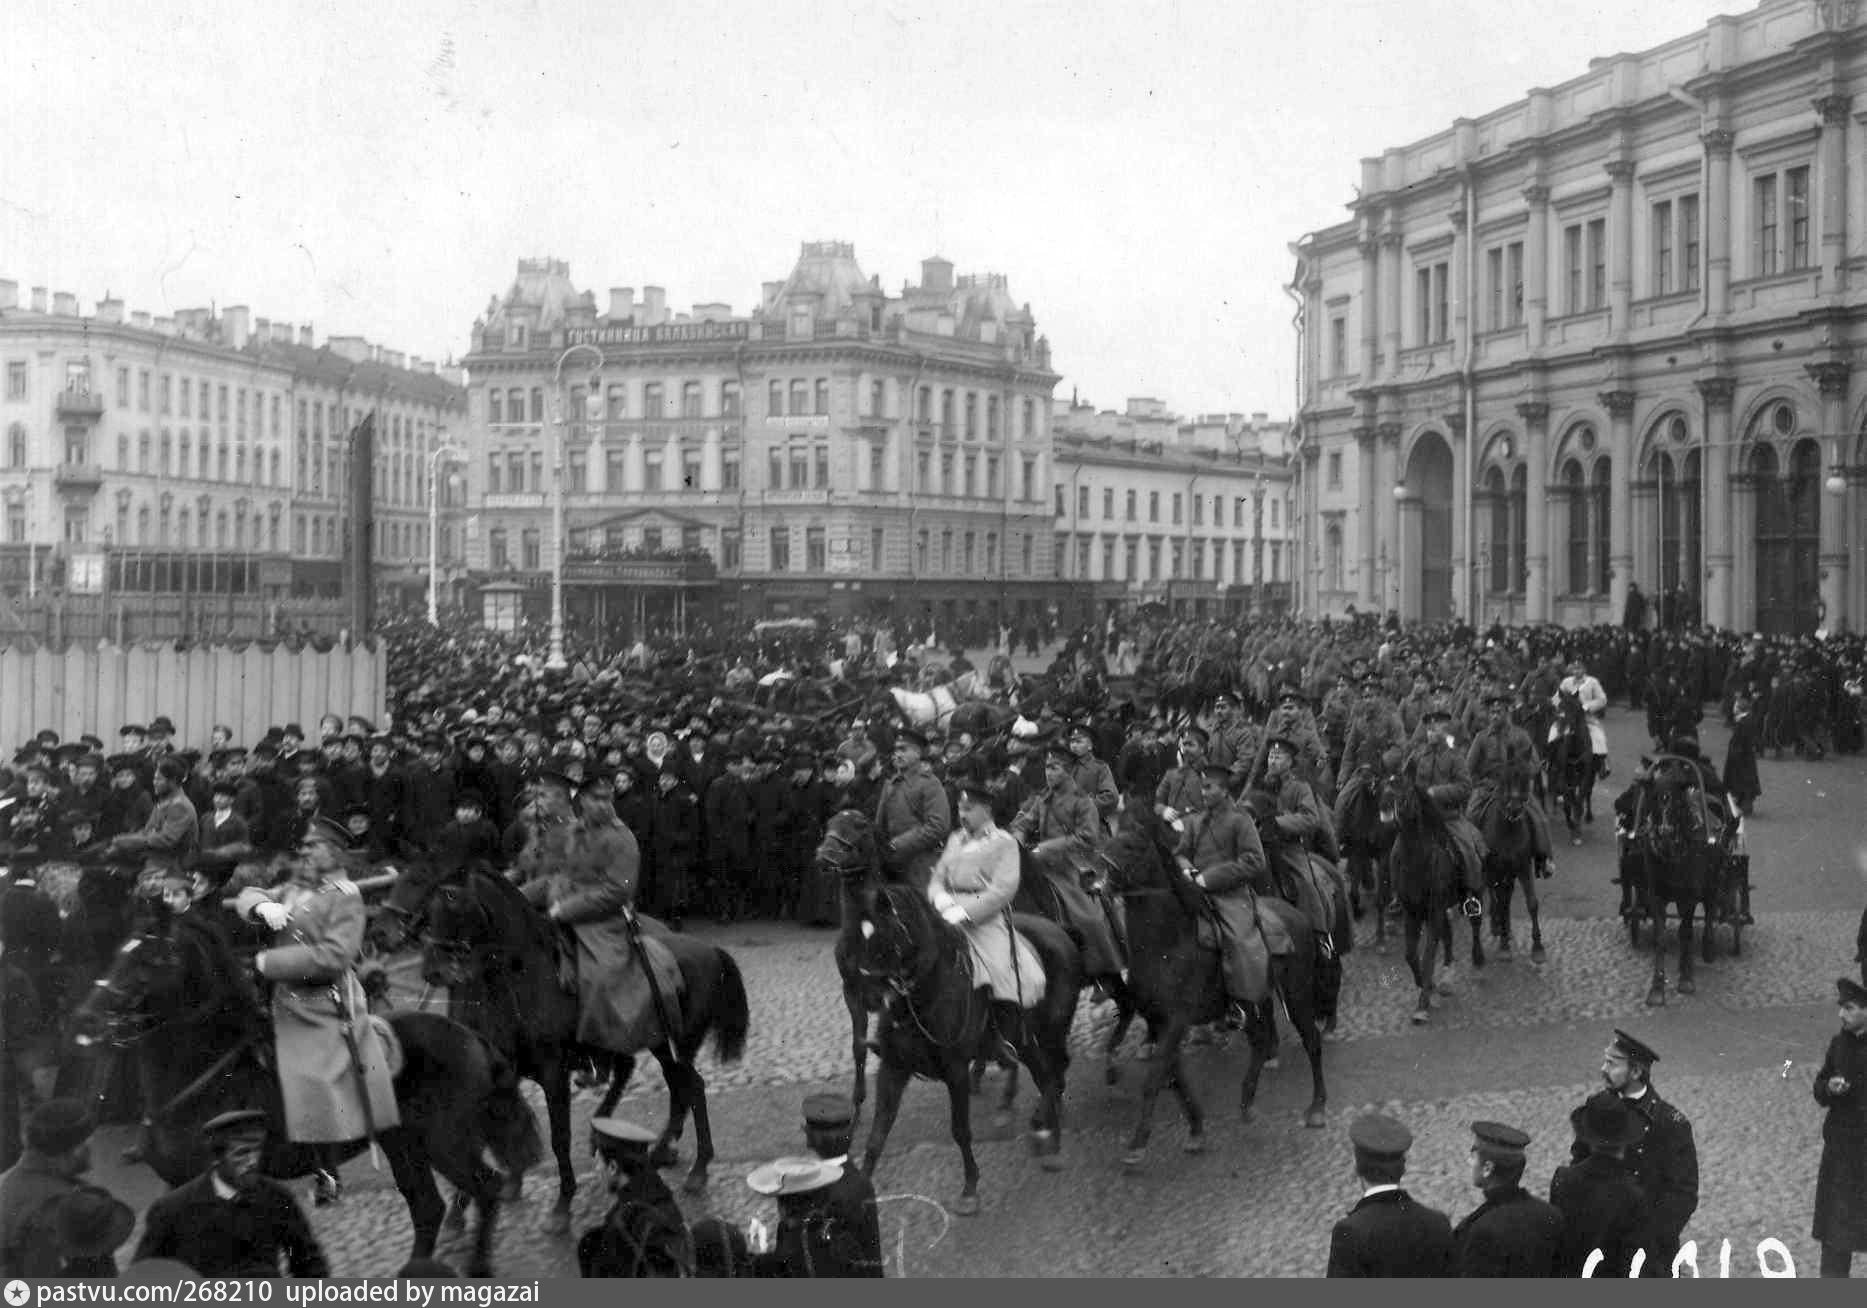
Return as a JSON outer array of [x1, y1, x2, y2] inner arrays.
[[1, 606, 1865, 1276]]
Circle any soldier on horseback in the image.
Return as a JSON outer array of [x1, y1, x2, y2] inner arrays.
[[1337, 675, 1406, 793], [1244, 686, 1334, 806], [1173, 763, 1274, 1024], [1398, 705, 1486, 902], [1465, 691, 1553, 878], [1204, 692, 1259, 788], [1007, 745, 1124, 987], [1063, 722, 1119, 832], [1551, 657, 1611, 779]]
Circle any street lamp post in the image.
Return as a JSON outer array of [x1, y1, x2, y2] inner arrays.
[[548, 344, 606, 671], [427, 439, 467, 626], [1391, 481, 1409, 619]]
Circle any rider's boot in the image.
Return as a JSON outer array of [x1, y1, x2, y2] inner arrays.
[[989, 999, 1022, 1065]]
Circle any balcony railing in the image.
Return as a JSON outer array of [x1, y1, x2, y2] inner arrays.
[[56, 387, 105, 419], [54, 463, 104, 493]]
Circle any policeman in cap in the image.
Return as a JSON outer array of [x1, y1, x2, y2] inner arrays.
[[1572, 1028, 1698, 1277], [1326, 1114, 1453, 1277], [577, 1118, 691, 1278], [1451, 1121, 1564, 1276]]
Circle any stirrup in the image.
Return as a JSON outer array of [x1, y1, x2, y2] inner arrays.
[[313, 1169, 343, 1206]]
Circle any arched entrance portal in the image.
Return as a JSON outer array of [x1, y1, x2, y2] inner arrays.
[[1401, 432, 1455, 622], [1752, 438, 1822, 635]]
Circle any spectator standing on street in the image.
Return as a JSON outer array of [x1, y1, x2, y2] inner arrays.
[[1813, 976, 1867, 1277], [1571, 1029, 1698, 1277], [1325, 1114, 1454, 1277], [133, 1110, 327, 1277], [1450, 1121, 1564, 1276], [1549, 1094, 1648, 1277], [0, 1100, 129, 1277]]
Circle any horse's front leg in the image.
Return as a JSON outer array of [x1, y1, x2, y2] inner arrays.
[[859, 1060, 912, 1182], [941, 1064, 983, 1216], [1124, 1014, 1193, 1169], [1523, 869, 1546, 962], [1645, 887, 1670, 1008], [844, 981, 870, 1109], [1102, 981, 1137, 1086], [541, 1056, 576, 1236]]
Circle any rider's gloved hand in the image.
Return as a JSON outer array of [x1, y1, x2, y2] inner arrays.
[[254, 901, 289, 930]]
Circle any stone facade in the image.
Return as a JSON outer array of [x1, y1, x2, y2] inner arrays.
[[460, 245, 1064, 636], [1291, 0, 1867, 635]]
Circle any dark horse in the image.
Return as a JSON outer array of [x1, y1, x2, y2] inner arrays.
[[1383, 764, 1478, 1025], [1094, 809, 1328, 1169], [1546, 689, 1598, 842], [852, 881, 1080, 1215], [817, 809, 1136, 1118], [1334, 763, 1396, 944], [70, 929, 541, 1276], [417, 865, 750, 1209], [1619, 759, 1720, 1006], [1478, 771, 1546, 963]]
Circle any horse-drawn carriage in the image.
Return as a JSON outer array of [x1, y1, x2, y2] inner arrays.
[[1617, 753, 1752, 1005]]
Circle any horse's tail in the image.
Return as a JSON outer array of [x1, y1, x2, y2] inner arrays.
[[708, 948, 750, 1066], [476, 1037, 544, 1178]]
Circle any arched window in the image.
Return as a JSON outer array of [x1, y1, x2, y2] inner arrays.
[[1486, 466, 1509, 592], [1591, 458, 1612, 594], [1562, 461, 1586, 594], [1324, 521, 1343, 592]]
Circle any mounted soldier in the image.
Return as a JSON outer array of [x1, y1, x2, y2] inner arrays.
[[234, 815, 401, 1207], [1245, 685, 1333, 805], [1007, 745, 1124, 985], [1174, 762, 1275, 1021], [1551, 656, 1611, 779], [1398, 704, 1486, 899], [1465, 690, 1553, 878]]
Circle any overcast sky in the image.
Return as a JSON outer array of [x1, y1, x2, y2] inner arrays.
[[5, 0, 1749, 417]]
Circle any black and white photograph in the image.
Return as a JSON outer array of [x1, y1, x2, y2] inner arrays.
[[4, 0, 1867, 1279]]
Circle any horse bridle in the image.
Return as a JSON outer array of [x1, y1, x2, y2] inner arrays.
[[857, 890, 982, 1057]]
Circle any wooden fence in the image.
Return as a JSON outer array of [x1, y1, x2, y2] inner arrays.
[[0, 642, 386, 749]]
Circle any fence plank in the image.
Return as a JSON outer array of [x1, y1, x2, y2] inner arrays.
[[0, 643, 386, 750]]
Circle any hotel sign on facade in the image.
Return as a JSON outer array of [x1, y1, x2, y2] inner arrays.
[[564, 321, 750, 348]]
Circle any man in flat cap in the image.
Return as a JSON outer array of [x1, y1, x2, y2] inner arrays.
[[133, 1110, 326, 1278], [1813, 975, 1867, 1276], [577, 1118, 692, 1278], [873, 727, 951, 893], [1326, 1113, 1453, 1277], [1573, 1028, 1698, 1276], [1451, 1121, 1564, 1276]]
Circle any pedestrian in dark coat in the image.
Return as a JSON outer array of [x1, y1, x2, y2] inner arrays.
[[1723, 694, 1762, 815], [578, 1118, 692, 1277], [1813, 976, 1867, 1277], [1326, 1114, 1454, 1277], [749, 754, 791, 918], [133, 1110, 326, 1277], [0, 1100, 119, 1277], [780, 755, 833, 925], [1451, 1121, 1564, 1276], [649, 771, 699, 928], [1550, 1095, 1649, 1278], [704, 755, 754, 922], [1571, 1030, 1698, 1278]]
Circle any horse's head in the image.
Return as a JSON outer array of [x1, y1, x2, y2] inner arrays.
[[1498, 769, 1532, 821], [817, 810, 880, 887], [420, 868, 499, 990], [1099, 815, 1175, 898], [71, 929, 177, 1049], [371, 858, 450, 952]]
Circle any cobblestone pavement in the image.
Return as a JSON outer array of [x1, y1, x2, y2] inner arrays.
[[87, 699, 1867, 1276]]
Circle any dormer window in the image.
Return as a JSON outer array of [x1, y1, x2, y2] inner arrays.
[[510, 324, 527, 351]]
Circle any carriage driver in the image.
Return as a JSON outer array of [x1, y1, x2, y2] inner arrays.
[[1551, 658, 1611, 779], [1465, 691, 1553, 878]]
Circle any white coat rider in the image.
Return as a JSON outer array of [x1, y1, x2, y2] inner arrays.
[[1549, 657, 1610, 778]]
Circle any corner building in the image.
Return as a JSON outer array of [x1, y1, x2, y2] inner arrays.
[[460, 245, 1062, 636], [1291, 0, 1867, 635]]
